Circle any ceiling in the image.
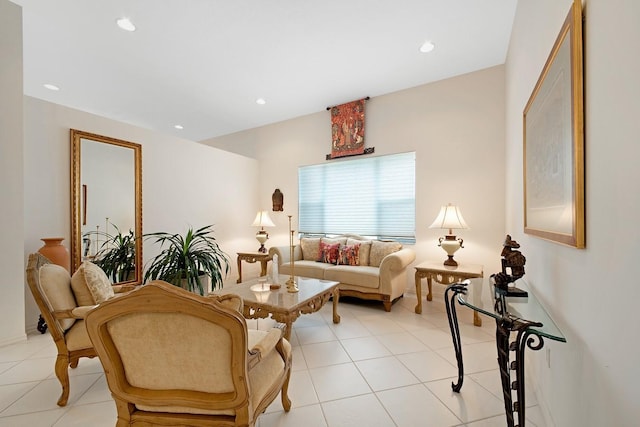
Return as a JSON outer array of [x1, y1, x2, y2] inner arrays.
[[12, 0, 517, 142]]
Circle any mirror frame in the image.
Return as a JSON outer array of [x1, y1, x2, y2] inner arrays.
[[70, 129, 143, 285]]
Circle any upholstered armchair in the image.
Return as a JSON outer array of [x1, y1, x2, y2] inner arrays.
[[85, 280, 292, 427], [25, 253, 135, 406]]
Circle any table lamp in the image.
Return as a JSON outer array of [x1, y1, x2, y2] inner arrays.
[[252, 210, 275, 253], [429, 203, 469, 266]]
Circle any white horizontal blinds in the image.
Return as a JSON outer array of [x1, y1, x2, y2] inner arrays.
[[298, 152, 415, 240]]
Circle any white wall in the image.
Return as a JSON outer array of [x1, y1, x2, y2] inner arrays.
[[0, 0, 26, 346], [506, 0, 640, 425], [22, 97, 259, 332], [205, 65, 507, 300]]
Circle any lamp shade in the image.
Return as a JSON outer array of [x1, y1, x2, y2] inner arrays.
[[429, 204, 469, 232], [251, 211, 275, 228]]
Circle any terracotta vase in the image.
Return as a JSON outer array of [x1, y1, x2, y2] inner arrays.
[[38, 237, 71, 272]]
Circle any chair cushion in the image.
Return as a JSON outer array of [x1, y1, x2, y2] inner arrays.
[[369, 240, 402, 267], [71, 261, 114, 305], [39, 264, 76, 331], [64, 320, 94, 351]]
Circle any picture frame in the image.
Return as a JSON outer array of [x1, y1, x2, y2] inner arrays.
[[523, 0, 585, 248]]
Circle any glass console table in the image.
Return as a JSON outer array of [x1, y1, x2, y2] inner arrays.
[[445, 277, 565, 427]]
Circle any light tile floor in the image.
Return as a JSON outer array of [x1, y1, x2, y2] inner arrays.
[[0, 294, 548, 426]]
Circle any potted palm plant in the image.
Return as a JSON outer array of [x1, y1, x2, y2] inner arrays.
[[143, 225, 230, 295], [85, 224, 136, 282]]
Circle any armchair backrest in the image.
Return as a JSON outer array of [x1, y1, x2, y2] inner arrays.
[[85, 280, 251, 414], [26, 253, 77, 341]]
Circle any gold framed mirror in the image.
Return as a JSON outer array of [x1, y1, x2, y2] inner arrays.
[[70, 129, 142, 285]]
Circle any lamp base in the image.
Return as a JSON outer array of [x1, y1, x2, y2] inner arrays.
[[256, 230, 269, 254], [439, 235, 463, 267], [443, 256, 458, 267]]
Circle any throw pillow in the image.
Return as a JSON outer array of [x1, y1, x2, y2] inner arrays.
[[300, 238, 321, 261], [71, 261, 115, 305], [320, 237, 347, 246], [347, 238, 372, 266], [337, 244, 360, 266], [317, 241, 340, 264], [369, 240, 402, 267]]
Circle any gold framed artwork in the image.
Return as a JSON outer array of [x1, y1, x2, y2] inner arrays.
[[523, 0, 585, 248]]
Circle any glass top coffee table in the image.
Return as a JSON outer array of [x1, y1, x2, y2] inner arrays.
[[211, 275, 340, 340]]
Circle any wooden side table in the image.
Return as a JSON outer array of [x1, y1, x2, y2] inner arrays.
[[236, 252, 272, 284], [414, 261, 484, 326]]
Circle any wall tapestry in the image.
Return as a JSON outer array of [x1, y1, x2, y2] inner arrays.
[[326, 97, 373, 160]]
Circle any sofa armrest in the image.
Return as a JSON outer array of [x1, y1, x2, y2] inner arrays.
[[378, 248, 416, 299], [268, 246, 302, 264], [379, 248, 416, 272]]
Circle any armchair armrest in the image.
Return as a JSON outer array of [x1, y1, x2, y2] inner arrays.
[[54, 305, 98, 320], [247, 328, 283, 369]]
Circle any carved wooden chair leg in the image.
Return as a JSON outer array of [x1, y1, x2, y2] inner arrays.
[[69, 355, 80, 369], [54, 354, 71, 406], [114, 398, 133, 427], [281, 369, 292, 412]]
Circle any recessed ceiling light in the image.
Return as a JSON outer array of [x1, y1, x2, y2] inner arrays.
[[256, 98, 266, 105], [419, 40, 435, 53], [174, 125, 184, 130], [43, 83, 60, 91], [116, 17, 136, 32]]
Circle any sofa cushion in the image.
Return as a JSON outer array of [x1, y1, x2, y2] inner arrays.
[[337, 244, 360, 266], [347, 238, 371, 266], [279, 260, 332, 280], [300, 238, 321, 261], [71, 261, 114, 305], [324, 265, 380, 289], [39, 264, 77, 331], [317, 241, 340, 264], [369, 241, 402, 267]]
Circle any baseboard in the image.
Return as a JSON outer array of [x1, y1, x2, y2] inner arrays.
[[0, 333, 27, 347]]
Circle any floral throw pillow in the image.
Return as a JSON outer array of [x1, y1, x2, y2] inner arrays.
[[317, 241, 340, 264], [338, 244, 360, 266]]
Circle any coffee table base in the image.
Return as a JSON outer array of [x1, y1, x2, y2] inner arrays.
[[242, 289, 340, 341]]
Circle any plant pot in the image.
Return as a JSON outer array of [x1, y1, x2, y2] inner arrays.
[[179, 274, 210, 294]]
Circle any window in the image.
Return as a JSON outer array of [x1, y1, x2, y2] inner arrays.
[[298, 152, 415, 243]]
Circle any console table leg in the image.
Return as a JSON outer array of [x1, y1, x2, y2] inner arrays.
[[495, 314, 545, 427], [496, 318, 516, 427], [444, 283, 467, 392]]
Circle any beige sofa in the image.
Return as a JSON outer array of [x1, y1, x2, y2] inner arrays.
[[269, 234, 415, 311]]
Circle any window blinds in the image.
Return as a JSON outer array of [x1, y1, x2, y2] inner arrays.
[[298, 152, 415, 242]]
